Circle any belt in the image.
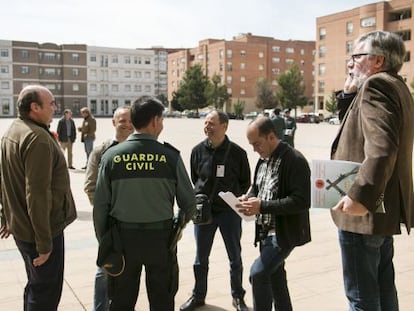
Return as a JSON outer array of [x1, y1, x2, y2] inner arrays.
[[117, 219, 172, 230]]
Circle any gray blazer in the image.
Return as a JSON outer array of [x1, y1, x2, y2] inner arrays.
[[331, 71, 414, 236]]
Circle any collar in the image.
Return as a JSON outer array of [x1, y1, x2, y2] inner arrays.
[[127, 133, 157, 142], [203, 135, 230, 151]]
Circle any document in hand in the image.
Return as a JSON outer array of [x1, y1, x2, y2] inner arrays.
[[311, 159, 361, 209], [218, 191, 256, 221]]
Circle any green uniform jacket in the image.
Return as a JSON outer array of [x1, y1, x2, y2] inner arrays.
[[0, 118, 77, 253], [93, 133, 196, 241]]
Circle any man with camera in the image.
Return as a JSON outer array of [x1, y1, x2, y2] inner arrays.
[[180, 110, 251, 311]]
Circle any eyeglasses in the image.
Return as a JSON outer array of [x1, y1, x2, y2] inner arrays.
[[349, 53, 371, 64]]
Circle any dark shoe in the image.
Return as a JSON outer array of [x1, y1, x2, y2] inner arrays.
[[232, 297, 248, 311], [81, 166, 87, 170], [68, 166, 76, 170], [180, 296, 205, 311]]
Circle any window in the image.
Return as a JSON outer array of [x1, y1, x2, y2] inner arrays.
[[272, 46, 280, 52], [21, 50, 29, 59], [318, 80, 325, 93], [73, 84, 79, 91], [240, 76, 246, 82], [90, 84, 97, 91], [112, 84, 119, 92], [226, 49, 233, 59], [124, 71, 131, 78], [144, 72, 151, 79], [112, 100, 118, 111], [219, 49, 224, 59], [240, 89, 245, 95], [90, 55, 97, 62], [227, 62, 233, 71], [44, 68, 56, 76], [346, 22, 354, 35], [125, 85, 131, 92], [72, 53, 80, 61], [1, 66, 9, 73], [272, 68, 280, 74], [125, 56, 131, 64], [396, 30, 411, 41], [240, 50, 246, 56], [286, 47, 294, 53], [404, 51, 411, 62], [285, 59, 294, 65], [112, 55, 118, 63], [90, 69, 97, 77], [197, 53, 203, 60], [0, 49, 9, 57], [144, 85, 151, 92], [145, 58, 151, 64], [21, 66, 29, 74], [346, 41, 353, 54], [361, 17, 376, 27], [226, 76, 232, 84], [227, 88, 232, 94], [112, 70, 119, 78], [318, 63, 326, 75], [45, 84, 56, 90], [319, 46, 327, 58], [1, 81, 10, 89], [319, 27, 326, 40], [300, 49, 305, 55], [44, 53, 56, 61], [389, 9, 412, 22], [240, 63, 245, 70], [258, 64, 264, 70], [2, 99, 10, 115], [72, 68, 79, 76], [272, 57, 280, 63], [135, 71, 142, 78]]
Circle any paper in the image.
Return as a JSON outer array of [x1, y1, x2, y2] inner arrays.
[[311, 159, 384, 213], [218, 191, 256, 221]]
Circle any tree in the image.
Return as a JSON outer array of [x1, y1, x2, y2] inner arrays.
[[176, 64, 210, 112], [325, 91, 338, 114], [255, 78, 277, 110], [276, 64, 307, 112], [171, 91, 184, 112], [233, 99, 245, 115], [206, 74, 230, 109]]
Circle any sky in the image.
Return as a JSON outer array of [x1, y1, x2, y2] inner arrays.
[[1, 0, 378, 49]]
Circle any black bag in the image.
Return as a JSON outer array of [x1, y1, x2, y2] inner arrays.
[[96, 223, 125, 277], [192, 194, 212, 225]]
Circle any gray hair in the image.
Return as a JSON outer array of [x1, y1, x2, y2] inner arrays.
[[356, 31, 406, 73]]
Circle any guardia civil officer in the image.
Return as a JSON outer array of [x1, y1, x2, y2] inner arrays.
[[93, 96, 196, 311]]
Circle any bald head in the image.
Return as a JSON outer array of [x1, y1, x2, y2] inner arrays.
[[17, 85, 53, 119]]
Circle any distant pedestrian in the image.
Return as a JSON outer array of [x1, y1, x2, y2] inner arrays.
[[57, 109, 77, 169], [283, 109, 296, 147], [270, 108, 285, 140], [78, 107, 96, 169]]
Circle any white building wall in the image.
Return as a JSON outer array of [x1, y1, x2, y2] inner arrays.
[[0, 40, 14, 116]]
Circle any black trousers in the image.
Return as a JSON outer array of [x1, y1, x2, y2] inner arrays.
[[15, 233, 64, 311], [109, 227, 174, 311]]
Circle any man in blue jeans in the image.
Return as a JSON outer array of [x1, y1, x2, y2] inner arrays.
[[331, 31, 414, 311], [239, 116, 311, 310], [78, 107, 97, 169], [180, 111, 251, 311]]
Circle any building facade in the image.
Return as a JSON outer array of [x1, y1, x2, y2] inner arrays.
[[167, 33, 315, 113], [315, 0, 414, 113]]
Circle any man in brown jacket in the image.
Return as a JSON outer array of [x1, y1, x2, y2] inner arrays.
[[78, 106, 97, 169], [0, 85, 77, 310], [331, 31, 414, 311]]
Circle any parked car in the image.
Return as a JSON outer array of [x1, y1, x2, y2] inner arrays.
[[328, 116, 340, 125], [227, 112, 244, 120], [296, 113, 320, 123], [244, 111, 259, 120]]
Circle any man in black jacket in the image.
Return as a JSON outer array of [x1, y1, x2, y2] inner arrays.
[[239, 116, 311, 311], [57, 109, 77, 169], [180, 111, 251, 311]]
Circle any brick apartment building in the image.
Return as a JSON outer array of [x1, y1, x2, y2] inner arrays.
[[315, 0, 414, 114], [0, 41, 171, 117], [167, 33, 315, 113]]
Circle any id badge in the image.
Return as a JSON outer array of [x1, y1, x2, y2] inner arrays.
[[216, 165, 225, 177]]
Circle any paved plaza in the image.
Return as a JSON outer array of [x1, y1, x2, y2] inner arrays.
[[1, 117, 413, 310]]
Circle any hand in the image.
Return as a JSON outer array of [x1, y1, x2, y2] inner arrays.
[[0, 223, 10, 239], [332, 195, 369, 216], [237, 197, 260, 216], [344, 74, 358, 94], [33, 252, 51, 267]]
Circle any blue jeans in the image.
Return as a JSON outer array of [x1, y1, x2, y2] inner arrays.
[[250, 234, 293, 311], [15, 234, 64, 311], [84, 137, 95, 161], [338, 230, 398, 311], [93, 267, 108, 311], [193, 210, 245, 300]]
